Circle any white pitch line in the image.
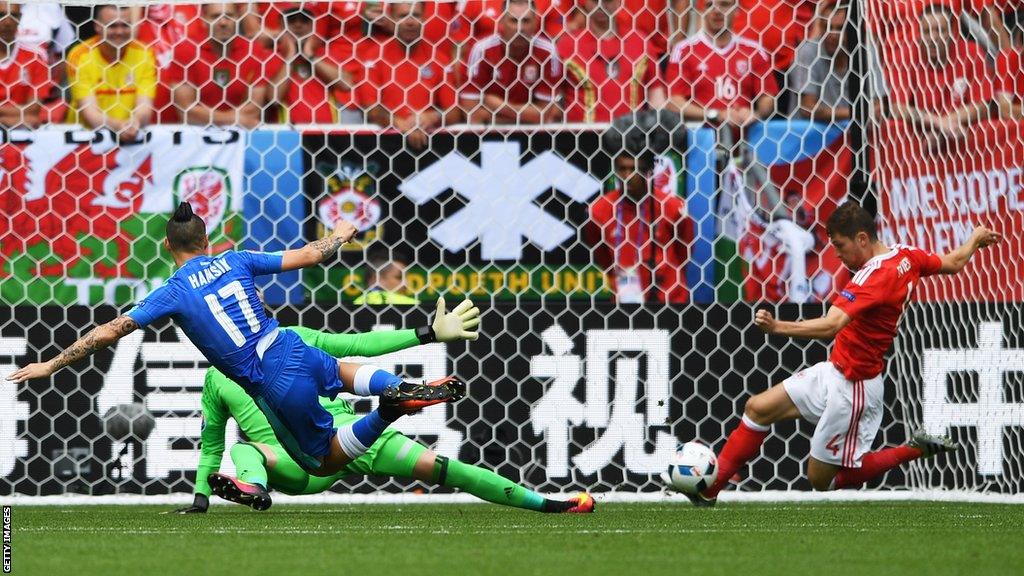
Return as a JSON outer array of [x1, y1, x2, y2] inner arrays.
[[3, 490, 1024, 506]]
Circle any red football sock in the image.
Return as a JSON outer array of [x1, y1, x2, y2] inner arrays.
[[832, 445, 923, 489], [704, 415, 770, 498]]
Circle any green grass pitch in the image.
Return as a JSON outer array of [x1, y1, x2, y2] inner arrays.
[[9, 502, 1024, 576]]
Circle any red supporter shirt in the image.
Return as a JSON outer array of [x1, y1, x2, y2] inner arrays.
[[732, 0, 815, 71], [557, 28, 659, 122], [886, 39, 993, 114], [168, 38, 284, 111], [587, 189, 692, 304], [136, 9, 191, 123], [615, 0, 672, 56], [463, 35, 562, 105], [0, 45, 50, 108], [830, 245, 943, 381], [278, 44, 346, 124], [357, 38, 456, 118], [665, 32, 779, 110], [258, 1, 455, 45], [868, 0, 1022, 42], [995, 47, 1024, 102]]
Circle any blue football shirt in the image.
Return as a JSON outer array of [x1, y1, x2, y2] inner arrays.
[[126, 250, 283, 392]]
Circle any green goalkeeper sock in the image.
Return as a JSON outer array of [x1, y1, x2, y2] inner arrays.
[[434, 456, 550, 512], [230, 443, 269, 488]]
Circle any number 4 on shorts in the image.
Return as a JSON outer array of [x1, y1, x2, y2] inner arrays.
[[827, 434, 843, 457]]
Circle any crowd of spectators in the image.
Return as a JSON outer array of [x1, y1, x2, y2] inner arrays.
[[2, 0, 1022, 306], [0, 0, 1022, 137]]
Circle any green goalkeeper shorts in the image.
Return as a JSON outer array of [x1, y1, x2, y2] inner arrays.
[[265, 412, 428, 495]]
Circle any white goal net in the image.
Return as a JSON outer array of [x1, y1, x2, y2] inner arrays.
[[0, 0, 1021, 501]]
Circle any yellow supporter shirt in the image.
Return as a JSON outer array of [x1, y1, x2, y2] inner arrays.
[[67, 40, 156, 124]]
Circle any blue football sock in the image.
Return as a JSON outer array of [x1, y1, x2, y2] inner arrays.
[[351, 409, 391, 447], [353, 365, 404, 396], [336, 410, 395, 459]]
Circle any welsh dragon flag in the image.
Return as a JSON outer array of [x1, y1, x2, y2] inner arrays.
[[0, 126, 244, 305]]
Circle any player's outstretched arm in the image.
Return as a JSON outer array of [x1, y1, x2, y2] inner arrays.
[[279, 219, 358, 272], [6, 315, 139, 382], [290, 297, 481, 358], [754, 306, 851, 340], [172, 371, 231, 514], [938, 226, 1002, 275]]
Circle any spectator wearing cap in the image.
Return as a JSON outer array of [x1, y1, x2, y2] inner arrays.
[[558, 0, 665, 123], [170, 2, 283, 128], [359, 2, 458, 148], [461, 0, 563, 124], [0, 2, 49, 127], [67, 4, 156, 141], [273, 5, 352, 124]]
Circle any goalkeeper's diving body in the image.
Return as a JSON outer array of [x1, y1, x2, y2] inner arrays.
[[7, 203, 468, 481], [178, 306, 592, 514]]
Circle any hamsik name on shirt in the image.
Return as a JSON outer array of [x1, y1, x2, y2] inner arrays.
[[187, 258, 233, 289]]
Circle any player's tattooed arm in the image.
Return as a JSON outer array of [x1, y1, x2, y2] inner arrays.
[[5, 316, 139, 382], [309, 234, 344, 261], [281, 220, 358, 271]]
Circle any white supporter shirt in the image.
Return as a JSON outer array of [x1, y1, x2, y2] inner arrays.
[[17, 2, 75, 58]]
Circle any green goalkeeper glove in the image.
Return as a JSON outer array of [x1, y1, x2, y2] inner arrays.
[[430, 297, 480, 343], [173, 493, 209, 514]]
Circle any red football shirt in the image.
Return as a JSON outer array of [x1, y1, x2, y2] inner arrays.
[[0, 45, 51, 107], [168, 38, 284, 111], [830, 245, 942, 381], [278, 44, 345, 124], [356, 38, 456, 118], [886, 39, 994, 114], [615, 0, 672, 55], [995, 47, 1023, 101], [732, 0, 816, 71], [587, 189, 691, 303], [557, 29, 659, 122], [463, 35, 562, 105], [136, 10, 190, 123], [867, 0, 1021, 42], [665, 32, 779, 110]]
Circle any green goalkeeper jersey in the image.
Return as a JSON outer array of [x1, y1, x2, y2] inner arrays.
[[195, 325, 421, 496]]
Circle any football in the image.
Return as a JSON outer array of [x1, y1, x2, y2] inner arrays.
[[664, 441, 718, 495], [102, 403, 156, 442]]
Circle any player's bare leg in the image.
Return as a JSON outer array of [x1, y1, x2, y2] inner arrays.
[[697, 383, 803, 505], [807, 457, 841, 491]]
